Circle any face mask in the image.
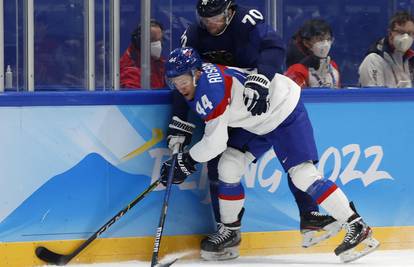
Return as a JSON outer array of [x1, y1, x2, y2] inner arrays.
[[393, 33, 413, 53], [150, 41, 162, 59], [311, 40, 332, 58]]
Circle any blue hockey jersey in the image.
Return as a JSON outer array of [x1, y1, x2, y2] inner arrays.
[[181, 5, 285, 80], [172, 5, 287, 122]]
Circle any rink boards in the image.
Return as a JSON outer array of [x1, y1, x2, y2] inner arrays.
[[0, 89, 413, 266]]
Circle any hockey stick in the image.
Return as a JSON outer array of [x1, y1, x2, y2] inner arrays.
[[35, 179, 161, 266], [151, 143, 181, 267]]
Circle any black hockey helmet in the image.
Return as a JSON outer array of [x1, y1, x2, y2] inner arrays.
[[196, 0, 234, 18], [298, 18, 333, 40]]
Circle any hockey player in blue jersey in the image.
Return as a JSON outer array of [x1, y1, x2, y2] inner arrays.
[[182, 0, 285, 75], [161, 47, 380, 263], [166, 0, 339, 256]]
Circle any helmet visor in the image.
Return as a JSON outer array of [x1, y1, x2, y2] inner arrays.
[[199, 12, 228, 35], [200, 12, 226, 25], [166, 73, 193, 90]]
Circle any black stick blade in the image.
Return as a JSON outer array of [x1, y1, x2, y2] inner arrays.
[[35, 246, 71, 266]]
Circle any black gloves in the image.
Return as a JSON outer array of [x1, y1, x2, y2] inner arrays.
[[160, 152, 197, 186], [161, 117, 196, 186], [166, 116, 195, 151], [243, 74, 271, 116]]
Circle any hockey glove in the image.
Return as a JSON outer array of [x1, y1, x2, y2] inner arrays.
[[243, 74, 271, 116], [167, 116, 196, 151], [160, 152, 197, 186]]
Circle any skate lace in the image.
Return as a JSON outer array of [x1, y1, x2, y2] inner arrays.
[[206, 223, 224, 239], [310, 211, 324, 217], [208, 224, 233, 244], [343, 219, 360, 243]]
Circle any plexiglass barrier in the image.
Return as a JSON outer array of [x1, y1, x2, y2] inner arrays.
[[1, 0, 413, 91]]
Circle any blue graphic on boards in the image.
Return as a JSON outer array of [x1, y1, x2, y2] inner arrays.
[[1, 100, 414, 243], [0, 153, 216, 242], [0, 152, 307, 242]]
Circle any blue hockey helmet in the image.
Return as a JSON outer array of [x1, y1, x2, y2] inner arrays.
[[196, 0, 234, 18], [165, 47, 202, 89]]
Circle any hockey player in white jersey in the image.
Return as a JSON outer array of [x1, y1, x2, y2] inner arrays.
[[171, 0, 340, 251], [160, 47, 380, 263]]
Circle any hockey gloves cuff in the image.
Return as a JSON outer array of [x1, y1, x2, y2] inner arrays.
[[167, 116, 196, 151], [243, 74, 270, 116], [160, 152, 197, 186]]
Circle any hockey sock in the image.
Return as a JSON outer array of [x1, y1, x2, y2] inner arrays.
[[306, 179, 354, 222], [208, 155, 221, 222], [287, 174, 319, 215], [218, 181, 245, 225], [209, 179, 221, 222]]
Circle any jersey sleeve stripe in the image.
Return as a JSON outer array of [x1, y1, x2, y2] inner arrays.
[[204, 65, 233, 122]]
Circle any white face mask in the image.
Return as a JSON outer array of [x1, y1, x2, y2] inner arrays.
[[393, 33, 413, 53], [150, 41, 162, 59], [311, 40, 332, 58]]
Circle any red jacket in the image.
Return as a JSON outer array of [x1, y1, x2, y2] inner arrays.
[[285, 38, 340, 88], [284, 59, 340, 88], [119, 44, 166, 89]]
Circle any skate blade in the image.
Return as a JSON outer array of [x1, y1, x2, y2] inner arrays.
[[200, 246, 240, 261], [339, 236, 380, 263], [302, 222, 342, 248]]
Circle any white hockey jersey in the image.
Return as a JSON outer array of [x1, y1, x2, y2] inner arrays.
[[186, 63, 301, 162]]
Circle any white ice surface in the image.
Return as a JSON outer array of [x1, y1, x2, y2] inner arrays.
[[42, 249, 414, 266]]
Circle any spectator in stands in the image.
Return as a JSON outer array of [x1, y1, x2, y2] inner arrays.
[[120, 19, 166, 89], [359, 11, 414, 88], [285, 19, 340, 89]]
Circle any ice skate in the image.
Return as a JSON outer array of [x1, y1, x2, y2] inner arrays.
[[334, 212, 380, 263], [200, 223, 241, 261], [300, 211, 342, 248]]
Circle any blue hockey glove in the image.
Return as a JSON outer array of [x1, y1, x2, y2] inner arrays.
[[166, 116, 195, 152], [243, 74, 271, 116], [160, 152, 197, 186]]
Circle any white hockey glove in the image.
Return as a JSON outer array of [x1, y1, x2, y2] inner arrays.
[[166, 116, 196, 151], [243, 74, 271, 116]]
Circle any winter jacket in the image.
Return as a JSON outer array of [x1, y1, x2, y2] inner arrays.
[[358, 37, 414, 88], [284, 38, 340, 89], [119, 44, 166, 89]]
